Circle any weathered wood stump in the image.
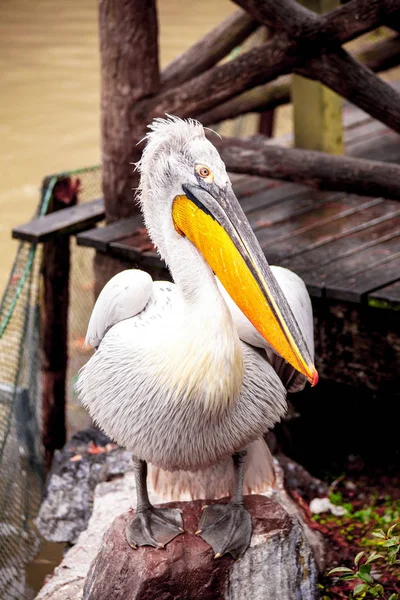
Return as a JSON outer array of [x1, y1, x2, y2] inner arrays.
[[83, 496, 318, 600]]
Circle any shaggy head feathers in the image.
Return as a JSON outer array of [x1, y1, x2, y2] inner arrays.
[[136, 115, 206, 205], [133, 115, 228, 269]]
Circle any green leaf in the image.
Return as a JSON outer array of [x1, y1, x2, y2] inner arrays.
[[356, 564, 373, 584], [353, 583, 369, 597], [327, 566, 354, 575], [354, 551, 365, 565], [382, 538, 398, 547], [387, 549, 399, 565], [372, 530, 386, 539], [388, 594, 399, 600], [365, 552, 384, 564], [358, 564, 371, 574], [387, 523, 399, 537], [341, 574, 358, 581], [370, 583, 384, 597]]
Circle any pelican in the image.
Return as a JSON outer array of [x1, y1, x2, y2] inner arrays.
[[78, 116, 317, 560]]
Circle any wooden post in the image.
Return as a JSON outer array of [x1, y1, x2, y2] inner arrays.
[[96, 0, 160, 295], [41, 177, 78, 470], [258, 27, 275, 138], [99, 0, 160, 224], [292, 0, 343, 154]]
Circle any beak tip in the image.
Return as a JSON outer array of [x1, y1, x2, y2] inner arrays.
[[310, 368, 319, 387]]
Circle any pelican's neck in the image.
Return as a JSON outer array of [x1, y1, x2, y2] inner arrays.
[[162, 235, 244, 411], [166, 235, 224, 310]]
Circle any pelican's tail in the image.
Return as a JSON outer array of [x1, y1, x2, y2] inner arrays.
[[149, 438, 275, 501]]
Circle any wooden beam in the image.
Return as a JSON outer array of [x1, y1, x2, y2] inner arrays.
[[100, 0, 159, 223], [232, 0, 400, 46], [136, 39, 297, 121], [198, 35, 400, 125], [357, 34, 400, 73], [138, 0, 400, 133], [12, 198, 104, 243], [76, 215, 143, 252], [41, 178, 77, 470], [295, 47, 400, 136], [292, 0, 343, 154], [160, 10, 258, 91], [213, 137, 400, 200], [198, 78, 290, 125]]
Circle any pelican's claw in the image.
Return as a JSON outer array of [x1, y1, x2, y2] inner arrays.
[[198, 503, 252, 560], [125, 507, 183, 550]]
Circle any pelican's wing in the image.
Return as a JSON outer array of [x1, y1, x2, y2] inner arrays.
[[85, 269, 154, 348], [217, 266, 314, 393]]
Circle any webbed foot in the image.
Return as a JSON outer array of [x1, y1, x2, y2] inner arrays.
[[126, 506, 183, 549], [197, 502, 252, 560]]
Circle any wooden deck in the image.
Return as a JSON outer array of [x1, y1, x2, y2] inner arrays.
[[12, 102, 400, 392], [75, 104, 400, 311]]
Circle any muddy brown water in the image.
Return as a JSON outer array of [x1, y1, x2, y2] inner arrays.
[[0, 0, 251, 594], [0, 0, 239, 294]]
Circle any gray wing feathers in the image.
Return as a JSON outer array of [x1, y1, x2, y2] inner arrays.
[[85, 269, 153, 348]]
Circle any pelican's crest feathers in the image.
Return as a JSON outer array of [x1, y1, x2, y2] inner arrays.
[[135, 115, 205, 205]]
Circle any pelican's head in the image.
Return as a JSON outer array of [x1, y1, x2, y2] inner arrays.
[[137, 116, 318, 386]]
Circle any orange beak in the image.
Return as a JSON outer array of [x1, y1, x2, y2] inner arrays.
[[172, 182, 318, 386]]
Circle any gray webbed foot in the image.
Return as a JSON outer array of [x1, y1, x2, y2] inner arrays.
[[197, 503, 252, 560], [126, 506, 183, 549]]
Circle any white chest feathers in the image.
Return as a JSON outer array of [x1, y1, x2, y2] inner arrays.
[[89, 283, 244, 415], [162, 302, 244, 413]]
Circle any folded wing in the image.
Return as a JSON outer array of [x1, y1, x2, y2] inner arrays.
[[84, 269, 154, 348]]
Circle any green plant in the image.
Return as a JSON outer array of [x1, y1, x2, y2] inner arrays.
[[371, 524, 400, 566], [328, 523, 399, 599]]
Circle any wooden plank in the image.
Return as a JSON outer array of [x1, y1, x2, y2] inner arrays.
[[345, 119, 386, 149], [76, 215, 143, 252], [12, 198, 104, 243], [233, 175, 272, 198], [283, 211, 400, 275], [241, 183, 307, 215], [248, 190, 342, 231], [369, 280, 400, 310], [348, 131, 400, 162], [109, 236, 165, 269], [325, 252, 400, 303], [256, 196, 387, 258], [342, 105, 370, 130], [297, 226, 400, 298], [268, 199, 399, 264], [228, 173, 248, 187]]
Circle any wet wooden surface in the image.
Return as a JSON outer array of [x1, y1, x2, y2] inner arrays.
[[32, 99, 400, 311], [77, 101, 400, 309], [12, 198, 104, 243]]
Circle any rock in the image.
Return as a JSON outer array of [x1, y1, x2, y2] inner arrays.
[[35, 470, 320, 600], [275, 452, 328, 502], [266, 458, 326, 573], [83, 496, 318, 600], [37, 427, 327, 561], [35, 472, 166, 600], [309, 497, 347, 517], [36, 427, 133, 544]]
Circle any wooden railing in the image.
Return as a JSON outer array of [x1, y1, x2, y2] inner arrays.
[[98, 0, 400, 224]]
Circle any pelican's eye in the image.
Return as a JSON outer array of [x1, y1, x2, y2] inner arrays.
[[195, 164, 214, 183]]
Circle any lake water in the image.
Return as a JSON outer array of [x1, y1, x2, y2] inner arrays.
[[0, 0, 237, 293]]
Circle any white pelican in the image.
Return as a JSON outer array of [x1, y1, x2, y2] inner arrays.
[[78, 116, 317, 560]]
